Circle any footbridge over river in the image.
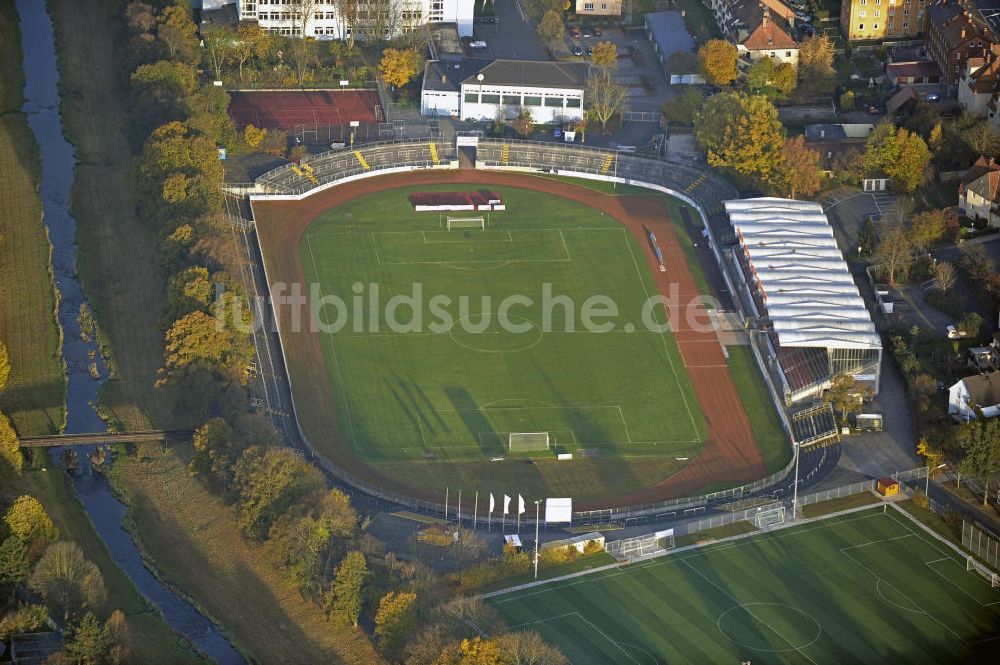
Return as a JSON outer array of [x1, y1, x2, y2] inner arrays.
[[19, 430, 194, 448]]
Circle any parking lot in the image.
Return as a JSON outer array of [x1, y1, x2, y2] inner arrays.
[[468, 0, 548, 61]]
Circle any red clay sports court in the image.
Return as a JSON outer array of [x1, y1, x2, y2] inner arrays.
[[227, 89, 381, 130]]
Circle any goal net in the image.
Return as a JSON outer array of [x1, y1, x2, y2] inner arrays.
[[753, 505, 786, 529], [446, 216, 485, 231], [509, 432, 550, 453], [967, 556, 1000, 588]]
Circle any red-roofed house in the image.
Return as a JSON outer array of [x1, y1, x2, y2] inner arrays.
[[740, 9, 799, 66], [958, 45, 1000, 116], [886, 61, 942, 85], [959, 156, 1000, 226], [926, 0, 995, 87]]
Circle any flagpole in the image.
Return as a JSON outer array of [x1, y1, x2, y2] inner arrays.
[[444, 487, 449, 522], [473, 491, 479, 531], [457, 489, 462, 528]]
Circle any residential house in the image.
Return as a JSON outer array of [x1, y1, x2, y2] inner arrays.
[[840, 0, 927, 42], [236, 0, 475, 38], [804, 124, 874, 175], [575, 0, 622, 16], [886, 60, 943, 84], [454, 60, 588, 124], [708, 0, 798, 64], [926, 0, 995, 87], [958, 155, 1000, 225], [948, 371, 1000, 420], [740, 8, 799, 66], [957, 46, 1000, 115]]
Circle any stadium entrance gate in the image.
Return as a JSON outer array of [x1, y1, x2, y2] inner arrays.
[[456, 132, 481, 169]]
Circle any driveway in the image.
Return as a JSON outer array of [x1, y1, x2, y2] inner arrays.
[[472, 0, 550, 61]]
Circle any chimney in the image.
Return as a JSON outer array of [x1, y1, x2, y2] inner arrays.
[[962, 29, 967, 39], [762, 5, 769, 28], [441, 74, 446, 84]]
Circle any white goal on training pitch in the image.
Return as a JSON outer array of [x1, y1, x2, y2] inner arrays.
[[753, 505, 786, 529], [509, 432, 550, 453], [967, 556, 1000, 588], [446, 215, 486, 231]]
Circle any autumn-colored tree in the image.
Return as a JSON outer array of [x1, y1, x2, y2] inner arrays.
[[29, 542, 105, 621], [537, 10, 565, 47], [824, 373, 868, 423], [698, 39, 738, 86], [380, 48, 423, 88], [590, 41, 618, 70], [3, 496, 57, 548], [874, 223, 914, 284], [0, 537, 29, 588], [493, 632, 568, 665], [777, 135, 821, 198], [513, 107, 534, 137], [0, 413, 23, 474], [907, 209, 950, 249], [125, 1, 156, 34], [961, 121, 1000, 157], [64, 611, 113, 665], [188, 417, 240, 485], [863, 123, 931, 192], [695, 92, 785, 185], [661, 87, 704, 125], [0, 604, 47, 641], [931, 261, 957, 294], [840, 89, 855, 111], [157, 310, 251, 387], [156, 3, 199, 62], [585, 70, 630, 131], [243, 123, 266, 150], [129, 60, 198, 139], [0, 340, 9, 390], [233, 22, 272, 82], [798, 34, 835, 94], [326, 551, 368, 626], [232, 446, 325, 540], [773, 62, 797, 96], [747, 56, 775, 93], [375, 590, 418, 657]]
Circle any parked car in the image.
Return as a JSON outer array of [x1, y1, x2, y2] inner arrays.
[[795, 12, 813, 22], [469, 40, 488, 49], [582, 28, 593, 38], [867, 105, 883, 115], [553, 126, 562, 138], [570, 26, 582, 39], [585, 45, 593, 57], [593, 26, 602, 37], [571, 45, 584, 56], [924, 92, 941, 102], [947, 324, 966, 339]]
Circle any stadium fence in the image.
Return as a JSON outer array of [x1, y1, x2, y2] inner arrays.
[[962, 520, 1000, 572]]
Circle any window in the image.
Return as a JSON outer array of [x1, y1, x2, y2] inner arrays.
[[873, 23, 879, 29], [601, 2, 607, 8], [859, 11, 866, 17], [481, 93, 501, 104], [785, 51, 792, 57], [858, 23, 864, 29], [544, 96, 564, 107], [523, 95, 543, 106], [464, 93, 478, 103], [874, 10, 880, 16], [584, 1, 594, 9], [902, 21, 908, 27], [502, 94, 522, 105], [565, 97, 581, 108]]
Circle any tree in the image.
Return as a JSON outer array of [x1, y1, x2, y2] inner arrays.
[[863, 123, 930, 193], [824, 373, 867, 422], [698, 39, 738, 86], [0, 604, 48, 641], [493, 631, 568, 665], [0, 413, 22, 474], [157, 310, 252, 387], [380, 47, 422, 88], [961, 121, 1000, 158], [959, 311, 983, 339], [798, 34, 835, 95], [29, 542, 106, 620], [931, 261, 957, 294], [327, 551, 368, 626], [125, 1, 156, 34], [375, 591, 418, 657], [0, 537, 29, 588], [840, 89, 855, 111], [232, 446, 325, 539], [189, 417, 241, 486], [289, 0, 319, 84], [129, 60, 198, 139], [695, 92, 785, 185], [957, 417, 1000, 506], [858, 217, 878, 255], [665, 50, 702, 76], [64, 611, 113, 665], [164, 266, 213, 323], [590, 41, 618, 70], [4, 496, 57, 549], [513, 107, 534, 137], [585, 70, 630, 131], [929, 122, 944, 154], [536, 10, 565, 48], [917, 437, 946, 471], [873, 224, 914, 284], [777, 135, 821, 198], [202, 25, 234, 81], [747, 57, 775, 93], [156, 3, 199, 63], [907, 209, 949, 248], [661, 87, 704, 125], [243, 123, 266, 150], [0, 340, 9, 390], [773, 62, 797, 97], [233, 22, 272, 83]]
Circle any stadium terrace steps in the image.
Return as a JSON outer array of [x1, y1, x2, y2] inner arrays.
[[429, 142, 439, 165], [354, 150, 371, 171], [600, 154, 614, 174]]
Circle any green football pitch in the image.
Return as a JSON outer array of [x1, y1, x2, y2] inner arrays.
[[300, 185, 707, 462], [489, 508, 1000, 664]]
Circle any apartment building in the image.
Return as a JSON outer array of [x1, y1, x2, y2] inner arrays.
[[840, 0, 927, 41]]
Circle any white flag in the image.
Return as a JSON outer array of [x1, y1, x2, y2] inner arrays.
[[503, 494, 511, 515], [518, 495, 525, 515], [489, 493, 495, 514]]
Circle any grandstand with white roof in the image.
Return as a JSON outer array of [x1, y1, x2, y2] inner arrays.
[[724, 198, 882, 405]]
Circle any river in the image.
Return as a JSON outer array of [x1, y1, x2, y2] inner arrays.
[[16, 1, 242, 662]]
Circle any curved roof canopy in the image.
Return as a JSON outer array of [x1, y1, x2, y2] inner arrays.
[[725, 197, 881, 350]]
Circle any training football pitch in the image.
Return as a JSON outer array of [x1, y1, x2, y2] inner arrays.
[[300, 185, 707, 463], [489, 507, 1000, 664]]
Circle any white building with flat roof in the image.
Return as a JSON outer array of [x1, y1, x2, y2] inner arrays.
[[237, 0, 474, 39], [458, 60, 588, 124]]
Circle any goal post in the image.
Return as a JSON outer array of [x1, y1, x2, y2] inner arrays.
[[967, 556, 1000, 588], [446, 215, 486, 231], [509, 432, 550, 453], [752, 505, 786, 529]]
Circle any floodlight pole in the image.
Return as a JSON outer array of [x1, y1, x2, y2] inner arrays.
[[534, 500, 541, 580], [792, 442, 800, 520]]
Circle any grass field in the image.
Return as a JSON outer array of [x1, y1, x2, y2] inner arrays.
[[490, 508, 1000, 664], [302, 185, 707, 465], [0, 0, 65, 435]]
